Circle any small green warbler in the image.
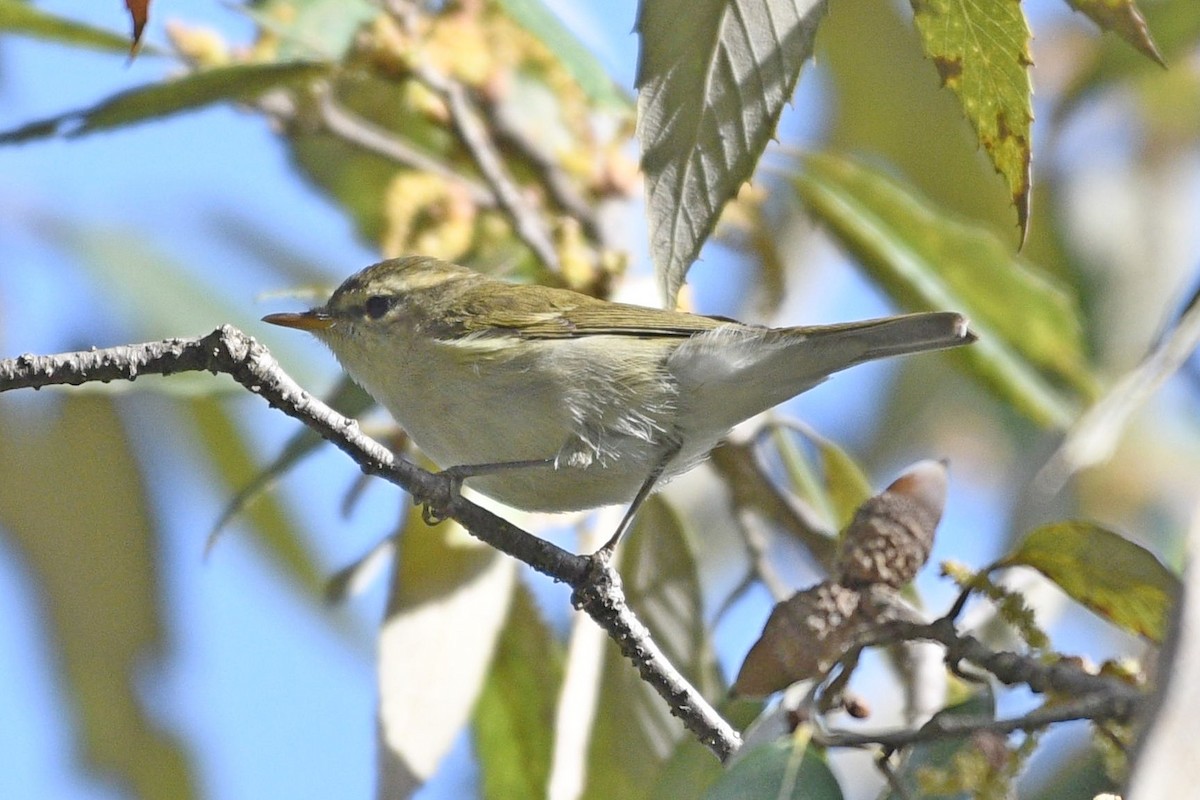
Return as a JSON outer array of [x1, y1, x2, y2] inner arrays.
[[265, 257, 975, 552]]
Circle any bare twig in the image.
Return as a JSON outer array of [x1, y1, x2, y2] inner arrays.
[[0, 329, 740, 761], [815, 690, 1129, 750], [408, 63, 562, 271], [810, 615, 1146, 749], [315, 92, 496, 208]]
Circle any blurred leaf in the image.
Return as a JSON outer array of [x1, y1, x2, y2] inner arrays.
[[652, 700, 763, 798], [910, 0, 1033, 237], [0, 61, 330, 144], [125, 0, 149, 53], [792, 151, 1092, 428], [210, 376, 373, 546], [473, 582, 563, 800], [0, 397, 196, 798], [582, 496, 720, 799], [1002, 521, 1178, 642], [189, 398, 327, 596], [0, 0, 142, 53], [881, 691, 995, 800], [496, 0, 631, 110], [1057, 0, 1200, 116], [798, 425, 873, 531], [245, 0, 377, 60], [636, 0, 827, 303], [705, 731, 843, 800], [1041, 290, 1200, 487], [1065, 0, 1164, 65], [377, 509, 517, 795]]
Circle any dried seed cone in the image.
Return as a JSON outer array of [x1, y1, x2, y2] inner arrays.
[[733, 581, 863, 697], [838, 460, 947, 588]]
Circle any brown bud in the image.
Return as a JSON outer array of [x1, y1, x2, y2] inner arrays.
[[838, 460, 947, 588], [733, 581, 864, 697]]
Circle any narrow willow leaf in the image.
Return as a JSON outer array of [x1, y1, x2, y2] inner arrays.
[[792, 151, 1092, 428], [637, 0, 827, 303], [377, 509, 517, 795], [473, 583, 563, 800], [793, 424, 873, 532], [496, 0, 631, 109], [1041, 291, 1200, 487], [0, 62, 330, 144], [0, 0, 147, 53], [1003, 521, 1178, 642], [1065, 0, 1165, 66], [581, 497, 719, 800], [704, 731, 843, 800], [190, 399, 327, 597], [209, 376, 373, 548], [0, 398, 197, 798], [910, 0, 1033, 238]]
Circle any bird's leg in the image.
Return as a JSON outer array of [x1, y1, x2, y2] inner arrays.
[[593, 441, 681, 561], [420, 457, 556, 525]]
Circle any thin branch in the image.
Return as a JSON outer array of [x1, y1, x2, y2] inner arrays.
[[811, 615, 1146, 749], [816, 690, 1128, 750], [408, 63, 562, 272], [315, 92, 497, 208], [0, 328, 740, 761]]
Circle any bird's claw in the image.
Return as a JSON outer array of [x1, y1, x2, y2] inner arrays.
[[418, 466, 468, 526]]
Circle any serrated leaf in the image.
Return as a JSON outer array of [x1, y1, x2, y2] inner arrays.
[[637, 0, 828, 303], [1002, 521, 1178, 642], [705, 732, 843, 800], [0, 0, 141, 53], [377, 509, 517, 795], [792, 151, 1092, 428], [910, 0, 1033, 238], [581, 496, 719, 799], [1065, 0, 1164, 66], [473, 583, 563, 800], [0, 398, 197, 798], [0, 61, 330, 144], [496, 0, 631, 110], [881, 692, 996, 800]]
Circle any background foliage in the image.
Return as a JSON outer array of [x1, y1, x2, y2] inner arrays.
[[1, 0, 1198, 798]]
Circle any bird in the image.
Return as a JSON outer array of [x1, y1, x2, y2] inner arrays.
[[264, 256, 975, 554]]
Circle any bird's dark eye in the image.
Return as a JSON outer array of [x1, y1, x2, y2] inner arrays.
[[364, 295, 393, 320]]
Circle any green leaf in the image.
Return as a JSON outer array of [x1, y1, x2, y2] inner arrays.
[[496, 0, 631, 110], [910, 0, 1033, 237], [0, 61, 330, 144], [798, 425, 873, 532], [0, 0, 145, 54], [189, 398, 327, 596], [210, 376, 374, 545], [705, 733, 843, 800], [636, 0, 828, 303], [0, 397, 197, 799], [1003, 521, 1179, 642], [792, 151, 1093, 428], [582, 496, 720, 799], [1065, 0, 1164, 66], [473, 583, 563, 800], [882, 692, 996, 800]]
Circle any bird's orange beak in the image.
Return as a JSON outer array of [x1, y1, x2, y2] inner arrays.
[[262, 310, 335, 332]]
